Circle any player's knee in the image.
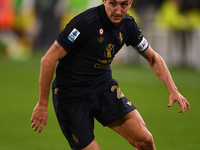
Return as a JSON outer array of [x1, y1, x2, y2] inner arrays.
[[135, 133, 155, 150]]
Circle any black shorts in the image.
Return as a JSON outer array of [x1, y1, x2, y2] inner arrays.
[[52, 84, 136, 150]]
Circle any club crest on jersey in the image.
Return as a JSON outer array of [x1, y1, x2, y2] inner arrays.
[[119, 32, 123, 44], [67, 28, 80, 42]]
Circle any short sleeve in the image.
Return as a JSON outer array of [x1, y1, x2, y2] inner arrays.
[[56, 14, 89, 52], [125, 18, 149, 53]]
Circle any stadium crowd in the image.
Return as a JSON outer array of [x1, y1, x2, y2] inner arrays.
[[0, 0, 200, 69]]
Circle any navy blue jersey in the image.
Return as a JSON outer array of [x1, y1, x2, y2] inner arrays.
[[53, 4, 149, 101]]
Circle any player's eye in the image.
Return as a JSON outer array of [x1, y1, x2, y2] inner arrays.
[[121, 3, 128, 8], [110, 2, 116, 7]]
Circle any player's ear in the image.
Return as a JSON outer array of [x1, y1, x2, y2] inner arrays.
[[102, 0, 106, 4], [129, 0, 133, 7]]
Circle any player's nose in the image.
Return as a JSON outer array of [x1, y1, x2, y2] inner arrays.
[[114, 5, 122, 15]]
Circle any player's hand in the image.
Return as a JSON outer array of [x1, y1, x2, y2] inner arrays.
[[167, 91, 190, 113], [30, 102, 48, 133]]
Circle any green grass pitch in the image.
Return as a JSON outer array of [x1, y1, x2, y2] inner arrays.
[[0, 53, 199, 150]]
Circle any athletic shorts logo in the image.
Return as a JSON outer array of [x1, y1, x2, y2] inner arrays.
[[67, 28, 80, 42], [71, 134, 79, 145]]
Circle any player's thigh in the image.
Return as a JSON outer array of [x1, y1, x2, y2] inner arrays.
[[107, 109, 152, 144]]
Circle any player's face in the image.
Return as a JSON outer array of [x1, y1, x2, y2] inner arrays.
[[102, 0, 133, 24]]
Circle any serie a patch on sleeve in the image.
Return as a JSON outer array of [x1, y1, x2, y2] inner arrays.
[[134, 37, 149, 53], [67, 28, 80, 42]]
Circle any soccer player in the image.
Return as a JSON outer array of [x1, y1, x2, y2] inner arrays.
[[30, 0, 190, 150]]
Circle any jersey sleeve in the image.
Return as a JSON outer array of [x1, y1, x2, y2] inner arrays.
[[126, 19, 149, 53], [56, 13, 89, 52]]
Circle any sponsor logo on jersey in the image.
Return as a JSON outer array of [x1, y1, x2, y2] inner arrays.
[[98, 36, 104, 42], [104, 44, 115, 59], [67, 28, 80, 42], [94, 43, 114, 69], [126, 101, 132, 106]]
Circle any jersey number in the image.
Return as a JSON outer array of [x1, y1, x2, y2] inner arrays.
[[111, 85, 125, 99]]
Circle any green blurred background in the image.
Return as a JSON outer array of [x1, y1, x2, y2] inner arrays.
[[1, 0, 200, 149], [0, 54, 199, 150]]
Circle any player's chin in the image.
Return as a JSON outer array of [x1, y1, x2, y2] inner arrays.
[[111, 19, 122, 25]]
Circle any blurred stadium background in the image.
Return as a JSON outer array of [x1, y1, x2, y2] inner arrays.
[[0, 0, 200, 149]]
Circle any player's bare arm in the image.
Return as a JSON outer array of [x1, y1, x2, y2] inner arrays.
[[140, 46, 190, 113], [30, 41, 67, 133]]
